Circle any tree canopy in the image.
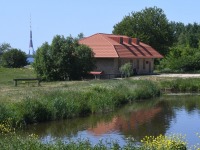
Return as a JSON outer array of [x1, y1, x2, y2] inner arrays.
[[113, 6, 174, 56], [112, 6, 200, 72], [33, 35, 95, 81], [158, 22, 200, 72], [0, 43, 11, 55], [1, 48, 27, 68]]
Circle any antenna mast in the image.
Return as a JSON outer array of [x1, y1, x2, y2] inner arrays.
[[29, 14, 34, 55]]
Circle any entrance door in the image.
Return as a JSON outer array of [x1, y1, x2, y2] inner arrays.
[[149, 62, 152, 73]]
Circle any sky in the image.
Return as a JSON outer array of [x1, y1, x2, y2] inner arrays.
[[1, 0, 200, 54]]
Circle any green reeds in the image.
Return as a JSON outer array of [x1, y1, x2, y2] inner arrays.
[[0, 79, 161, 127], [161, 78, 200, 92]]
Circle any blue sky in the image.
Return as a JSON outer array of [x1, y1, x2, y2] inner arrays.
[[1, 0, 200, 54]]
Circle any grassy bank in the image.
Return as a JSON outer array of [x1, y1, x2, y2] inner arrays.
[[2, 67, 200, 127], [0, 78, 160, 127], [0, 68, 161, 127], [133, 75, 200, 93]]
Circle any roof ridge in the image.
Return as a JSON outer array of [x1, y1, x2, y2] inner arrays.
[[79, 33, 100, 42], [99, 34, 119, 57]]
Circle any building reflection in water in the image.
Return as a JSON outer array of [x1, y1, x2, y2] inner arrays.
[[88, 107, 163, 140]]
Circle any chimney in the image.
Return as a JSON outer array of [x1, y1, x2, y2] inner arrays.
[[128, 38, 132, 44], [136, 38, 140, 45], [133, 38, 140, 45], [120, 37, 123, 44]]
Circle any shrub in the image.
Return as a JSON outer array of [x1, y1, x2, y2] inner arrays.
[[120, 63, 133, 77], [1, 49, 27, 68], [141, 134, 187, 150]]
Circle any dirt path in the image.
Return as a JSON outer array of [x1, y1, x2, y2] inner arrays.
[[153, 74, 200, 78], [133, 73, 200, 80]]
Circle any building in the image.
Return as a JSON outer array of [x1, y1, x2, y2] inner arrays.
[[79, 33, 163, 77]]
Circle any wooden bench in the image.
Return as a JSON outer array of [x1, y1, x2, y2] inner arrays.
[[13, 78, 41, 87]]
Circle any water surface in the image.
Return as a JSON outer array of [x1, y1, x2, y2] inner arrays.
[[21, 95, 200, 146]]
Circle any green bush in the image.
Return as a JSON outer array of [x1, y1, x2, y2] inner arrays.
[[120, 63, 133, 77], [1, 49, 27, 68]]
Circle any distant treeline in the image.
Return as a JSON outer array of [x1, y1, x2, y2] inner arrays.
[[113, 6, 200, 72]]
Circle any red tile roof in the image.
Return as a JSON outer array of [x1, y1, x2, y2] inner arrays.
[[79, 33, 163, 59]]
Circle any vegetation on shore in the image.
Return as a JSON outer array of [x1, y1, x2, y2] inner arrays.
[[1, 68, 200, 149], [133, 75, 200, 93], [0, 77, 160, 127], [1, 68, 200, 127], [0, 122, 189, 150], [160, 78, 200, 92], [0, 135, 188, 150]]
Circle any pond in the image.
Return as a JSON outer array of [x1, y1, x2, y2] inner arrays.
[[20, 95, 200, 147]]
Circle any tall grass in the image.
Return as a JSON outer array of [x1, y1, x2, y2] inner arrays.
[[160, 78, 200, 92], [0, 78, 161, 127]]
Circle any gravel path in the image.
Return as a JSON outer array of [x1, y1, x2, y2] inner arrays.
[[154, 74, 200, 78]]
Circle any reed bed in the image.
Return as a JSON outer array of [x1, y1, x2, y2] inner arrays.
[[160, 78, 200, 92], [0, 79, 161, 127]]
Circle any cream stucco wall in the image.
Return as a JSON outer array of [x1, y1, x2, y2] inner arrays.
[[94, 58, 154, 77], [118, 58, 154, 74]]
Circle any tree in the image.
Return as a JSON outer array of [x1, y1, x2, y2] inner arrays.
[[0, 43, 12, 65], [33, 35, 95, 81], [169, 22, 185, 44], [0, 43, 11, 55], [1, 49, 27, 68], [171, 22, 200, 48], [159, 46, 200, 72], [77, 33, 84, 40], [113, 7, 174, 56], [33, 42, 52, 80]]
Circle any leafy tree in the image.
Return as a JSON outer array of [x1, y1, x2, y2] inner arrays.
[[1, 48, 27, 68], [33, 42, 52, 80], [0, 43, 11, 55], [169, 22, 185, 44], [33, 35, 95, 81], [0, 43, 12, 65], [159, 46, 200, 72], [172, 22, 200, 48], [77, 33, 84, 40], [113, 7, 174, 56]]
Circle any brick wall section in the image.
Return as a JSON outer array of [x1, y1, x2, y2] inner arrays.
[[95, 58, 118, 74]]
